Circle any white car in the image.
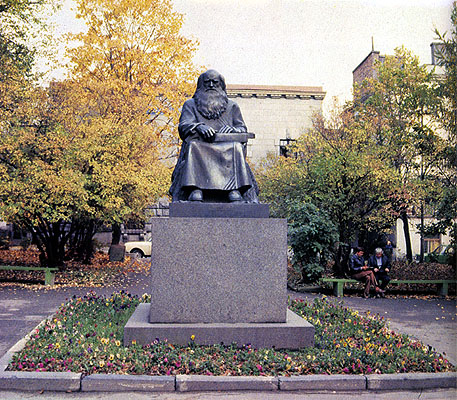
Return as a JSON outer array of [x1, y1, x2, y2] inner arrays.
[[124, 238, 152, 257]]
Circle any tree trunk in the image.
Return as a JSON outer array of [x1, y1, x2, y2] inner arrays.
[[333, 243, 351, 277], [111, 223, 121, 245], [400, 210, 413, 262], [66, 219, 98, 264], [419, 201, 425, 263]]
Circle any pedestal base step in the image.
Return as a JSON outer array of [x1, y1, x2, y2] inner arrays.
[[124, 304, 314, 349]]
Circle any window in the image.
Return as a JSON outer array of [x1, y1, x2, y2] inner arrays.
[[279, 138, 296, 158], [424, 235, 440, 254]]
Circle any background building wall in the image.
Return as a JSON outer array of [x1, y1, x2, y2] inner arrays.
[[226, 85, 325, 162], [395, 217, 454, 260]]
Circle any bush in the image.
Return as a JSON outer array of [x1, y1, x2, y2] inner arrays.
[[288, 202, 338, 284]]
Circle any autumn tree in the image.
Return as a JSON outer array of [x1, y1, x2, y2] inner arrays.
[[59, 0, 200, 254], [354, 47, 443, 261], [0, 0, 201, 268], [257, 103, 399, 280]]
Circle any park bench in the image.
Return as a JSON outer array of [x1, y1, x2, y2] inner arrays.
[[321, 277, 456, 297], [0, 265, 58, 286]]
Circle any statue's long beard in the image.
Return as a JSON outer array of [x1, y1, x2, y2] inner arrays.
[[194, 89, 228, 120]]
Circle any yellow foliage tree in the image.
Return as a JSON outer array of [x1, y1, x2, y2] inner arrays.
[[0, 0, 201, 267], [60, 0, 201, 253]]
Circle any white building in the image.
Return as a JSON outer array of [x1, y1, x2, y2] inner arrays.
[[226, 84, 325, 162]]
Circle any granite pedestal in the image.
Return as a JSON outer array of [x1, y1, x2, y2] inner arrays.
[[124, 204, 314, 348], [125, 304, 313, 349], [149, 217, 287, 323]]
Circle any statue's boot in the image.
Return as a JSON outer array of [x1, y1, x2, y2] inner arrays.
[[228, 189, 242, 202], [188, 189, 203, 202]]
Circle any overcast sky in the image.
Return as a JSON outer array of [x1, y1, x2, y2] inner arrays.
[[50, 0, 454, 110]]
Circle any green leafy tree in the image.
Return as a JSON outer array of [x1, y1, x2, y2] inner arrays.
[[257, 103, 399, 277], [423, 4, 457, 267], [0, 0, 56, 128], [355, 47, 442, 261]]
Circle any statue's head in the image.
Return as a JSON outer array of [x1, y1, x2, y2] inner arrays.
[[195, 69, 227, 94], [193, 70, 228, 119]]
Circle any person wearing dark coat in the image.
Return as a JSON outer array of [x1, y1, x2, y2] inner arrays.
[[349, 247, 385, 298], [368, 248, 391, 291]]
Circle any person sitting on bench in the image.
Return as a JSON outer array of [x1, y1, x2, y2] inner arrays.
[[349, 247, 385, 298], [368, 247, 391, 293]]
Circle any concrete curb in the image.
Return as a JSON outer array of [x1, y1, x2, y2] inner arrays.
[[0, 371, 81, 392], [366, 371, 457, 390], [0, 317, 456, 393], [81, 374, 175, 392], [279, 374, 366, 391], [0, 316, 48, 372], [176, 375, 278, 391]]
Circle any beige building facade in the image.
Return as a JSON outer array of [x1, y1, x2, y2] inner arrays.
[[226, 84, 325, 163]]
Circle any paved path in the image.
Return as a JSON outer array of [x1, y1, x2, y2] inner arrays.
[[0, 388, 456, 399]]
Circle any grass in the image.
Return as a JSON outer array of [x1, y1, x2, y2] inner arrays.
[[7, 292, 455, 376]]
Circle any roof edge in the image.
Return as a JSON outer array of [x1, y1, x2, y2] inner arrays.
[[226, 84, 326, 99]]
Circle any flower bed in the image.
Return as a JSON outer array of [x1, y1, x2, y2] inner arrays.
[[8, 292, 455, 376]]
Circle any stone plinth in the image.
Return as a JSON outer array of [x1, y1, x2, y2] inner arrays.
[[148, 217, 287, 323], [123, 212, 315, 349], [125, 304, 314, 349], [169, 202, 269, 218]]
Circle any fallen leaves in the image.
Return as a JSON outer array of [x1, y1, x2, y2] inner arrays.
[[0, 249, 149, 289]]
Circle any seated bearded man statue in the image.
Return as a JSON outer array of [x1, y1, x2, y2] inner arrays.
[[169, 69, 259, 203]]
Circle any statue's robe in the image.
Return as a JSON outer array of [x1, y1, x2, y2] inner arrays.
[[169, 98, 259, 202]]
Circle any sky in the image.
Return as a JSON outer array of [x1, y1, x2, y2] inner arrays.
[[49, 0, 454, 111]]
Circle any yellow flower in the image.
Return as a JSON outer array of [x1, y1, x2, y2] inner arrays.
[[115, 340, 121, 347], [132, 340, 137, 345], [99, 360, 105, 367], [109, 354, 114, 361], [190, 335, 195, 341], [55, 343, 61, 349]]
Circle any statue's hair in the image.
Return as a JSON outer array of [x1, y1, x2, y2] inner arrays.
[[194, 70, 226, 96], [375, 248, 383, 254]]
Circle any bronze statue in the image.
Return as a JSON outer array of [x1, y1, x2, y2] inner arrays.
[[170, 70, 259, 203]]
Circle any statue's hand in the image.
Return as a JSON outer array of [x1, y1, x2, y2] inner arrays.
[[219, 125, 234, 134], [196, 124, 216, 141]]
